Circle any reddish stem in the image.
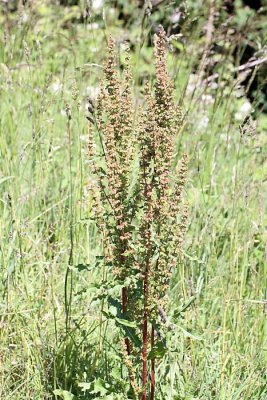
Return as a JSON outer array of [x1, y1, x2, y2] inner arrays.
[[142, 314, 148, 399], [122, 287, 131, 355], [142, 175, 152, 400], [142, 274, 148, 400], [150, 326, 155, 400]]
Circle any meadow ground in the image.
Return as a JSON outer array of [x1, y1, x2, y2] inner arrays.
[[0, 2, 266, 399]]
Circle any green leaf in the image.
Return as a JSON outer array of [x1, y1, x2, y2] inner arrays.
[[174, 296, 196, 317], [171, 40, 184, 52], [0, 176, 14, 185], [72, 263, 91, 272], [115, 318, 137, 328], [176, 324, 202, 341], [107, 297, 123, 318], [78, 382, 91, 392], [111, 366, 121, 380], [90, 378, 109, 396], [53, 389, 74, 400], [102, 310, 115, 320], [148, 341, 167, 360], [71, 257, 105, 272], [119, 325, 142, 349]]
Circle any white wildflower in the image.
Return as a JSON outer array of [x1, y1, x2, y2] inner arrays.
[[235, 100, 252, 121], [92, 0, 104, 11]]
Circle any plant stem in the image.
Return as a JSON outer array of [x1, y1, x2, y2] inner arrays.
[[142, 311, 148, 399], [150, 326, 155, 400], [142, 269, 148, 400], [122, 286, 131, 355], [142, 162, 152, 400]]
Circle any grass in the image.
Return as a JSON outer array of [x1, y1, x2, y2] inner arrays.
[[0, 2, 266, 399]]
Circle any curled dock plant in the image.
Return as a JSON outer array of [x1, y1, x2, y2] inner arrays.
[[88, 27, 188, 399]]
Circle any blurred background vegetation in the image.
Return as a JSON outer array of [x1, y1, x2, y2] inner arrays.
[[0, 1, 266, 399]]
